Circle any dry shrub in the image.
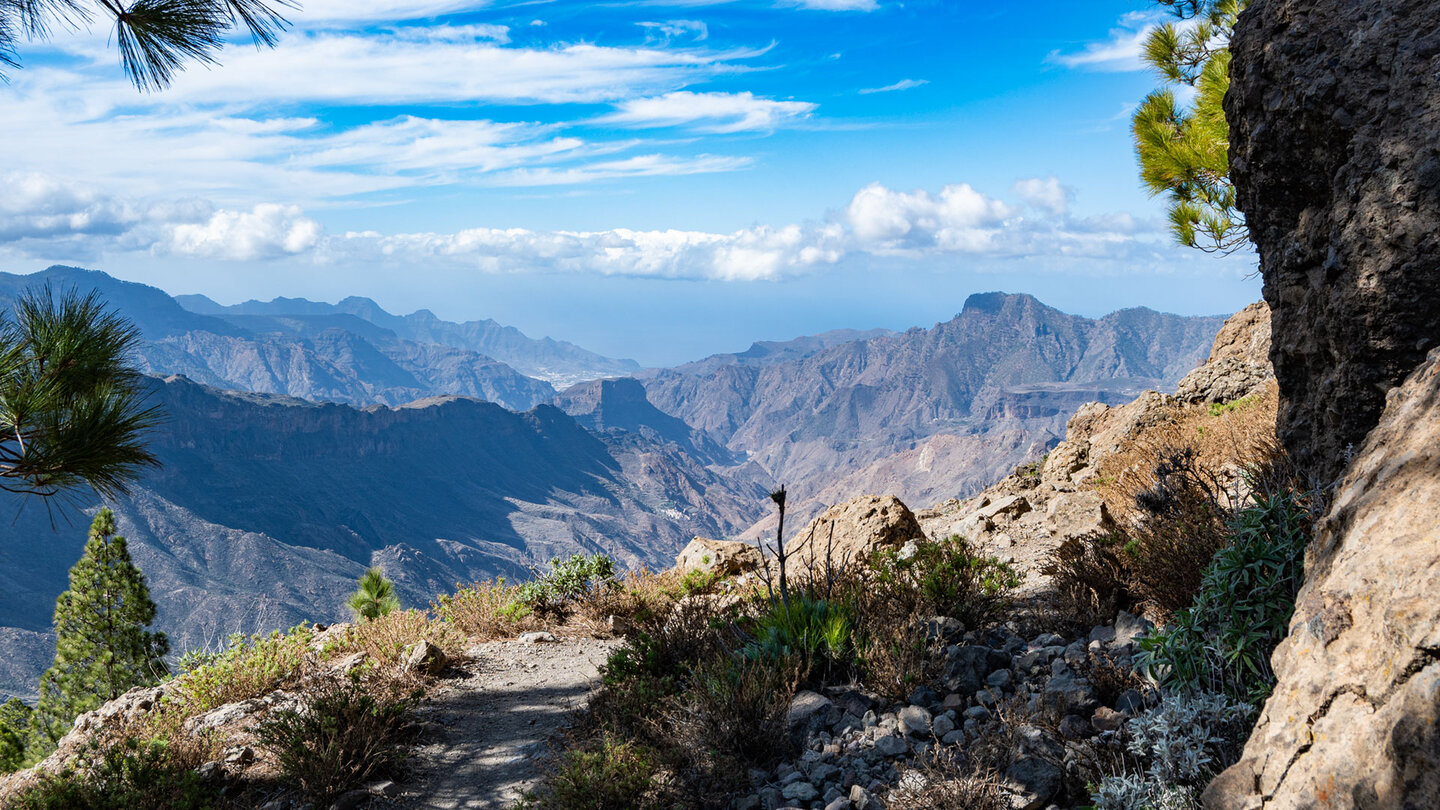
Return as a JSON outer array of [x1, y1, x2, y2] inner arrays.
[[569, 568, 686, 637], [1041, 532, 1133, 630], [517, 735, 671, 810], [254, 672, 422, 804], [433, 578, 543, 640], [1079, 649, 1149, 708], [856, 617, 937, 701], [1090, 383, 1278, 519], [664, 653, 797, 786], [887, 755, 1009, 810], [334, 609, 463, 664]]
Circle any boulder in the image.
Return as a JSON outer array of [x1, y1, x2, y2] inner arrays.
[[1174, 301, 1274, 405], [1043, 491, 1113, 540], [1205, 349, 1440, 808], [787, 495, 925, 570], [675, 537, 763, 577], [1227, 0, 1440, 483], [1005, 756, 1062, 810], [403, 639, 448, 675], [1040, 440, 1089, 488], [787, 691, 835, 739]]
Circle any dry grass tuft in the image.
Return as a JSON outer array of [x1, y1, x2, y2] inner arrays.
[[333, 609, 464, 664]]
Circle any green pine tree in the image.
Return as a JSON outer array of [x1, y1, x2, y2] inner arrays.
[[347, 567, 400, 621], [0, 698, 31, 773], [28, 509, 170, 752], [1132, 0, 1250, 253]]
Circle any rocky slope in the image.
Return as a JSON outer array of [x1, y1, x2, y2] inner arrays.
[[0, 267, 555, 411], [912, 302, 1275, 594], [1226, 0, 1440, 484], [0, 375, 769, 702], [179, 291, 641, 389]]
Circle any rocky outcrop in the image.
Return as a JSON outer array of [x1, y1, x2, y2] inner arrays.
[[674, 537, 763, 577], [786, 495, 926, 569], [1204, 349, 1440, 809], [1226, 0, 1440, 484], [1174, 302, 1272, 405]]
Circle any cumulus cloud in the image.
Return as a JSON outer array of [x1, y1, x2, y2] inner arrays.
[[859, 78, 927, 94], [597, 91, 817, 133], [0, 173, 141, 242], [1012, 176, 1072, 217], [845, 183, 1015, 252], [1, 171, 1169, 279], [166, 205, 322, 261]]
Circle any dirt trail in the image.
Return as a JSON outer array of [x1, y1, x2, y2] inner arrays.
[[397, 636, 621, 809]]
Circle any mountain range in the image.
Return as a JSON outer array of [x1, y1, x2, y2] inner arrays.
[[0, 266, 1225, 701]]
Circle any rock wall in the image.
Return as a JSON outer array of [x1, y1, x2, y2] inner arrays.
[[1226, 0, 1440, 485], [1206, 349, 1440, 809]]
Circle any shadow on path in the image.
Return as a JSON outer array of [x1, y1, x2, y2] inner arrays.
[[399, 637, 620, 810]]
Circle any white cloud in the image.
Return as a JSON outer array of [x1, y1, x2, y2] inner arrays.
[[0, 172, 142, 241], [789, 0, 879, 10], [859, 78, 928, 94], [597, 91, 817, 133], [166, 205, 322, 261], [638, 19, 709, 42], [1, 172, 1171, 279], [154, 32, 763, 107], [490, 153, 753, 186], [1012, 176, 1072, 217], [293, 0, 497, 23], [1048, 11, 1158, 72], [845, 183, 1015, 251]]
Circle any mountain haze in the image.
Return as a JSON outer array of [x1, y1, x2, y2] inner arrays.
[[178, 292, 642, 389], [0, 267, 557, 410]]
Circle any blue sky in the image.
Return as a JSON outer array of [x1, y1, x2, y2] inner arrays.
[[0, 0, 1258, 365]]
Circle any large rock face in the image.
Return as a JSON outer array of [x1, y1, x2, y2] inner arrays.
[[1205, 349, 1440, 809], [1174, 301, 1272, 405], [786, 495, 926, 569], [1226, 0, 1440, 484]]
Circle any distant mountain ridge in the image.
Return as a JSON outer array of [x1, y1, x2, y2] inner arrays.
[[0, 267, 557, 410], [633, 292, 1227, 532], [178, 292, 642, 389]]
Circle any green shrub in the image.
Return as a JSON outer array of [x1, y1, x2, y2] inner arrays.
[[1138, 489, 1314, 703], [7, 737, 219, 810], [254, 674, 420, 804], [517, 736, 665, 810], [745, 595, 853, 684], [870, 535, 1019, 628], [516, 553, 618, 617], [671, 567, 720, 598], [171, 626, 312, 714]]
